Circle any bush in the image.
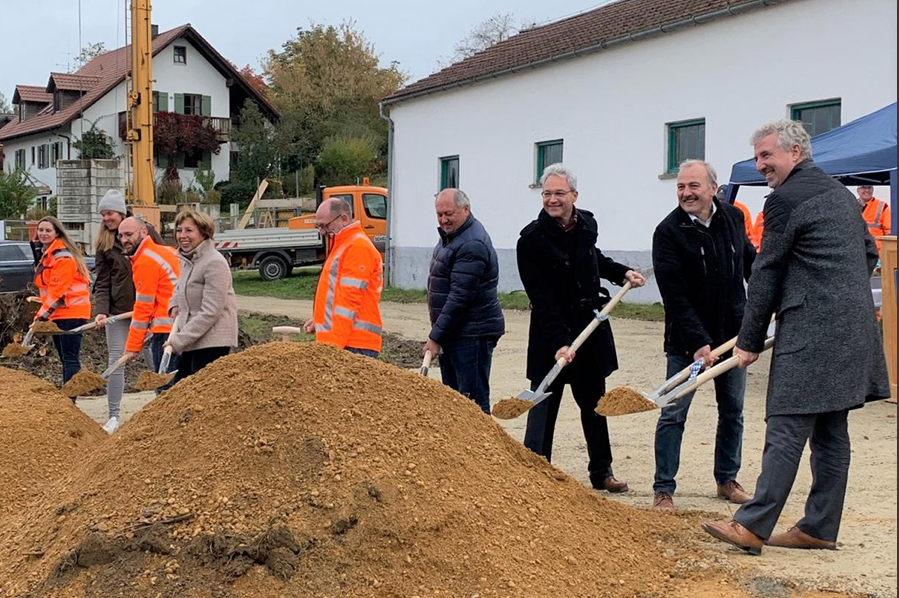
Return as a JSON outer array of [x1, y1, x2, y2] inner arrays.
[[203, 189, 222, 206], [218, 180, 258, 210], [315, 135, 377, 187], [0, 170, 36, 219], [157, 178, 183, 205], [194, 167, 216, 193]]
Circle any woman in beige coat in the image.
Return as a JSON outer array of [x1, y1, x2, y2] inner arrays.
[[166, 210, 238, 384]]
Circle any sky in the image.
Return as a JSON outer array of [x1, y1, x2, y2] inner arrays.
[[0, 0, 617, 106]]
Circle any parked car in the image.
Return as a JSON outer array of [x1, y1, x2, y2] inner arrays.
[[0, 241, 95, 294]]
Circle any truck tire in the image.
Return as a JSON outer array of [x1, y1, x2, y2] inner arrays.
[[259, 255, 289, 281]]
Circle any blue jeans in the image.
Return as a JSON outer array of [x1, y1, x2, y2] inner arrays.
[[439, 337, 497, 414], [148, 333, 181, 394], [346, 347, 379, 359], [51, 318, 88, 385], [653, 352, 747, 495]]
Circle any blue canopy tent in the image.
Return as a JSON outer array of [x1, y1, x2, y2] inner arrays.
[[726, 102, 898, 233]]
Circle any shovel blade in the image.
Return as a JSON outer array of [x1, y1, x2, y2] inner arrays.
[[515, 389, 550, 404]]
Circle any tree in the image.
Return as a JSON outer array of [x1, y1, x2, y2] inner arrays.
[[440, 12, 519, 66], [0, 170, 37, 219], [72, 123, 116, 159], [315, 135, 378, 187], [265, 21, 407, 173], [232, 100, 278, 184], [72, 42, 107, 71], [0, 92, 11, 114], [238, 64, 269, 97]]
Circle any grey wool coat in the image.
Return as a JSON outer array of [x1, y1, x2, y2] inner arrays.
[[737, 160, 891, 417], [169, 239, 239, 354]]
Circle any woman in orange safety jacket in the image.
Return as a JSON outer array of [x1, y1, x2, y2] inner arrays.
[[33, 216, 92, 385]]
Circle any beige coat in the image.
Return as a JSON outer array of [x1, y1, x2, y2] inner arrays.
[[169, 239, 238, 353]]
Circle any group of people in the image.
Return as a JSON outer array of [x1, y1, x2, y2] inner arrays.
[[29, 190, 238, 433]]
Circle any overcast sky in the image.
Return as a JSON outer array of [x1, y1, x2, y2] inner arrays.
[[0, 0, 616, 104]]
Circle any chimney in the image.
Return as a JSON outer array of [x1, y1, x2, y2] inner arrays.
[[151, 24, 159, 39]]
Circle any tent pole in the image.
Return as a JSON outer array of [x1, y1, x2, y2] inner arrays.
[[890, 170, 897, 235]]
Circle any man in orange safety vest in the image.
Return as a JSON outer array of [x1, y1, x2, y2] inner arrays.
[[856, 185, 891, 252]]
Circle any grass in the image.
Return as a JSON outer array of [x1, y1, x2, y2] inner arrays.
[[232, 268, 665, 322]]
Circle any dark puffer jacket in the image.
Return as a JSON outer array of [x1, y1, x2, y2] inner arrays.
[[427, 214, 505, 345]]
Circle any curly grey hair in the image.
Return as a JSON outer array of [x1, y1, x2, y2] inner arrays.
[[751, 119, 813, 160], [540, 163, 577, 191]]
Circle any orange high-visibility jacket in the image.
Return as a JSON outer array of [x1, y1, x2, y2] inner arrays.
[[34, 238, 91, 321], [734, 201, 756, 247], [752, 211, 765, 253], [126, 236, 180, 352], [313, 221, 383, 352], [862, 198, 891, 251]]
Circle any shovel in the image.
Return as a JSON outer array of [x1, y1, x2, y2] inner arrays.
[[37, 312, 134, 336], [420, 350, 433, 376], [61, 354, 130, 398], [135, 317, 181, 391], [2, 325, 37, 358], [492, 282, 633, 420], [643, 335, 740, 406], [655, 335, 776, 407], [273, 325, 305, 342]]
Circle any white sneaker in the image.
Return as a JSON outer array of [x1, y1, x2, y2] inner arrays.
[[102, 417, 120, 435]]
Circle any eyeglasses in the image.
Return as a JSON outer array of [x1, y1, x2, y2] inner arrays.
[[315, 214, 342, 232], [541, 190, 573, 200]]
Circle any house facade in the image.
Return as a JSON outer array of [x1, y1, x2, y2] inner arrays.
[[381, 0, 898, 301], [0, 25, 277, 201]]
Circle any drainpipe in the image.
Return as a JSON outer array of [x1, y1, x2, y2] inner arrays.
[[378, 101, 396, 287]]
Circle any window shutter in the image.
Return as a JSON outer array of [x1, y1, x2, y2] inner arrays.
[[174, 93, 184, 114], [176, 153, 185, 169], [202, 150, 212, 170], [202, 95, 212, 117], [158, 92, 168, 112]]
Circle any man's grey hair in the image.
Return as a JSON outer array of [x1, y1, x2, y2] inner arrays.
[[327, 197, 352, 217], [540, 163, 577, 191], [437, 188, 471, 209], [679, 159, 718, 188], [750, 119, 813, 161]]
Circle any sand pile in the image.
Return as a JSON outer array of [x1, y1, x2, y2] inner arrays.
[[0, 368, 107, 526], [1, 343, 730, 598], [596, 386, 659, 417]]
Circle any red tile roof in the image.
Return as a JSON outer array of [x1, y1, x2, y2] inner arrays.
[[386, 0, 788, 103], [12, 85, 52, 105], [47, 72, 103, 92]]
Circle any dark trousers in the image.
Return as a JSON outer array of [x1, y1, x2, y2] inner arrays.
[[524, 377, 614, 485], [439, 337, 497, 414], [51, 318, 88, 384], [172, 346, 231, 385], [148, 333, 181, 394], [654, 353, 747, 494], [734, 410, 851, 542]]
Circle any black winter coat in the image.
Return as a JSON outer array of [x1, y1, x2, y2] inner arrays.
[[517, 209, 631, 384], [427, 215, 505, 345], [652, 199, 755, 357]]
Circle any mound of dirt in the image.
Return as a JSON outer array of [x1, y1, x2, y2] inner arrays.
[[596, 386, 659, 417], [0, 368, 107, 526], [0, 343, 728, 598]]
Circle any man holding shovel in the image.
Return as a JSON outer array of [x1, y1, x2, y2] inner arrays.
[[517, 163, 645, 493], [118, 217, 181, 380], [702, 120, 891, 554], [651, 160, 756, 511]]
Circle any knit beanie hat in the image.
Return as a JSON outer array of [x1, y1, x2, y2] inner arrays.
[[98, 189, 127, 215]]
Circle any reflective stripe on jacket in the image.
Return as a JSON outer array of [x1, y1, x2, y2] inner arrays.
[[313, 221, 383, 352], [34, 238, 91, 320], [126, 236, 181, 352], [862, 198, 891, 251]]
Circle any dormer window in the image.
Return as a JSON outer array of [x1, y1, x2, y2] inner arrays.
[[174, 46, 187, 64]]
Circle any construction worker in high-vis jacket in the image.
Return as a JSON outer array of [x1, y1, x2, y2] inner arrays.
[[856, 185, 891, 253], [117, 216, 181, 371], [304, 198, 383, 357]]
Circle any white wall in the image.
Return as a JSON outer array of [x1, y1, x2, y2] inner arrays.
[[388, 0, 897, 298], [1, 131, 74, 198]]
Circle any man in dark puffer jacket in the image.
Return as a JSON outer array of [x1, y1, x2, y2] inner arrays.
[[425, 189, 505, 413]]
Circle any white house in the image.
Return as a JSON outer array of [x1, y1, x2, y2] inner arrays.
[[381, 0, 898, 302], [0, 24, 277, 200]]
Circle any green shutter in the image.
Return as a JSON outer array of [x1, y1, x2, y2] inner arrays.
[[176, 153, 185, 169], [202, 95, 212, 116], [158, 92, 168, 112], [174, 93, 185, 114], [201, 150, 212, 170]]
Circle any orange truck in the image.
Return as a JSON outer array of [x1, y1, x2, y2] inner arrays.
[[214, 185, 388, 281]]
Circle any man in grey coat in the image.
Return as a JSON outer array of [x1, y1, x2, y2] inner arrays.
[[702, 120, 891, 555]]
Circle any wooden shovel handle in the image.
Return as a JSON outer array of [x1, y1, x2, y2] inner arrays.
[[567, 282, 632, 355], [103, 354, 132, 379], [273, 326, 304, 336], [674, 336, 775, 399]]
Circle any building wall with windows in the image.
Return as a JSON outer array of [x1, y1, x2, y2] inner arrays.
[[387, 0, 897, 299]]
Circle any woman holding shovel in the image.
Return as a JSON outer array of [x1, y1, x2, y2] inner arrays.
[[164, 210, 238, 384], [33, 216, 92, 386]]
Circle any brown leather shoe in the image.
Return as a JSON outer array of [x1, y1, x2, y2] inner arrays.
[[653, 492, 675, 511], [599, 476, 629, 493], [701, 520, 763, 555], [766, 527, 837, 550], [717, 480, 752, 504]]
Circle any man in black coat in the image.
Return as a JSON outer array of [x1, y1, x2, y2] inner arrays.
[[651, 159, 756, 512], [425, 189, 505, 414], [517, 164, 645, 493], [703, 120, 891, 555]]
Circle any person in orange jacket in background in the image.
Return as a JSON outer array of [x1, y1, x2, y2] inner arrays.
[[752, 211, 765, 253], [856, 185, 891, 253], [716, 186, 757, 249], [117, 216, 181, 377], [33, 216, 92, 385], [304, 198, 383, 358]]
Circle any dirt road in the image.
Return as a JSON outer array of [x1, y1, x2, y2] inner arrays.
[[80, 295, 897, 597]]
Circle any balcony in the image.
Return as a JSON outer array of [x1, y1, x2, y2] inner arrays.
[[118, 112, 231, 142]]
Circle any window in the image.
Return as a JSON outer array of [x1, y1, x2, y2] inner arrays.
[[363, 194, 387, 219], [0, 245, 28, 261], [329, 194, 355, 217], [535, 140, 564, 183], [439, 156, 459, 191], [667, 119, 705, 174], [51, 141, 64, 166], [791, 99, 841, 137], [183, 94, 203, 116], [37, 145, 49, 169], [152, 91, 168, 112], [173, 46, 187, 64], [14, 149, 26, 170], [31, 146, 35, 165], [183, 150, 201, 169]]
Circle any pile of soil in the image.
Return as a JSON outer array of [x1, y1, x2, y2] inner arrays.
[[596, 386, 659, 417], [0, 342, 727, 598], [0, 368, 107, 526], [492, 397, 535, 419]]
